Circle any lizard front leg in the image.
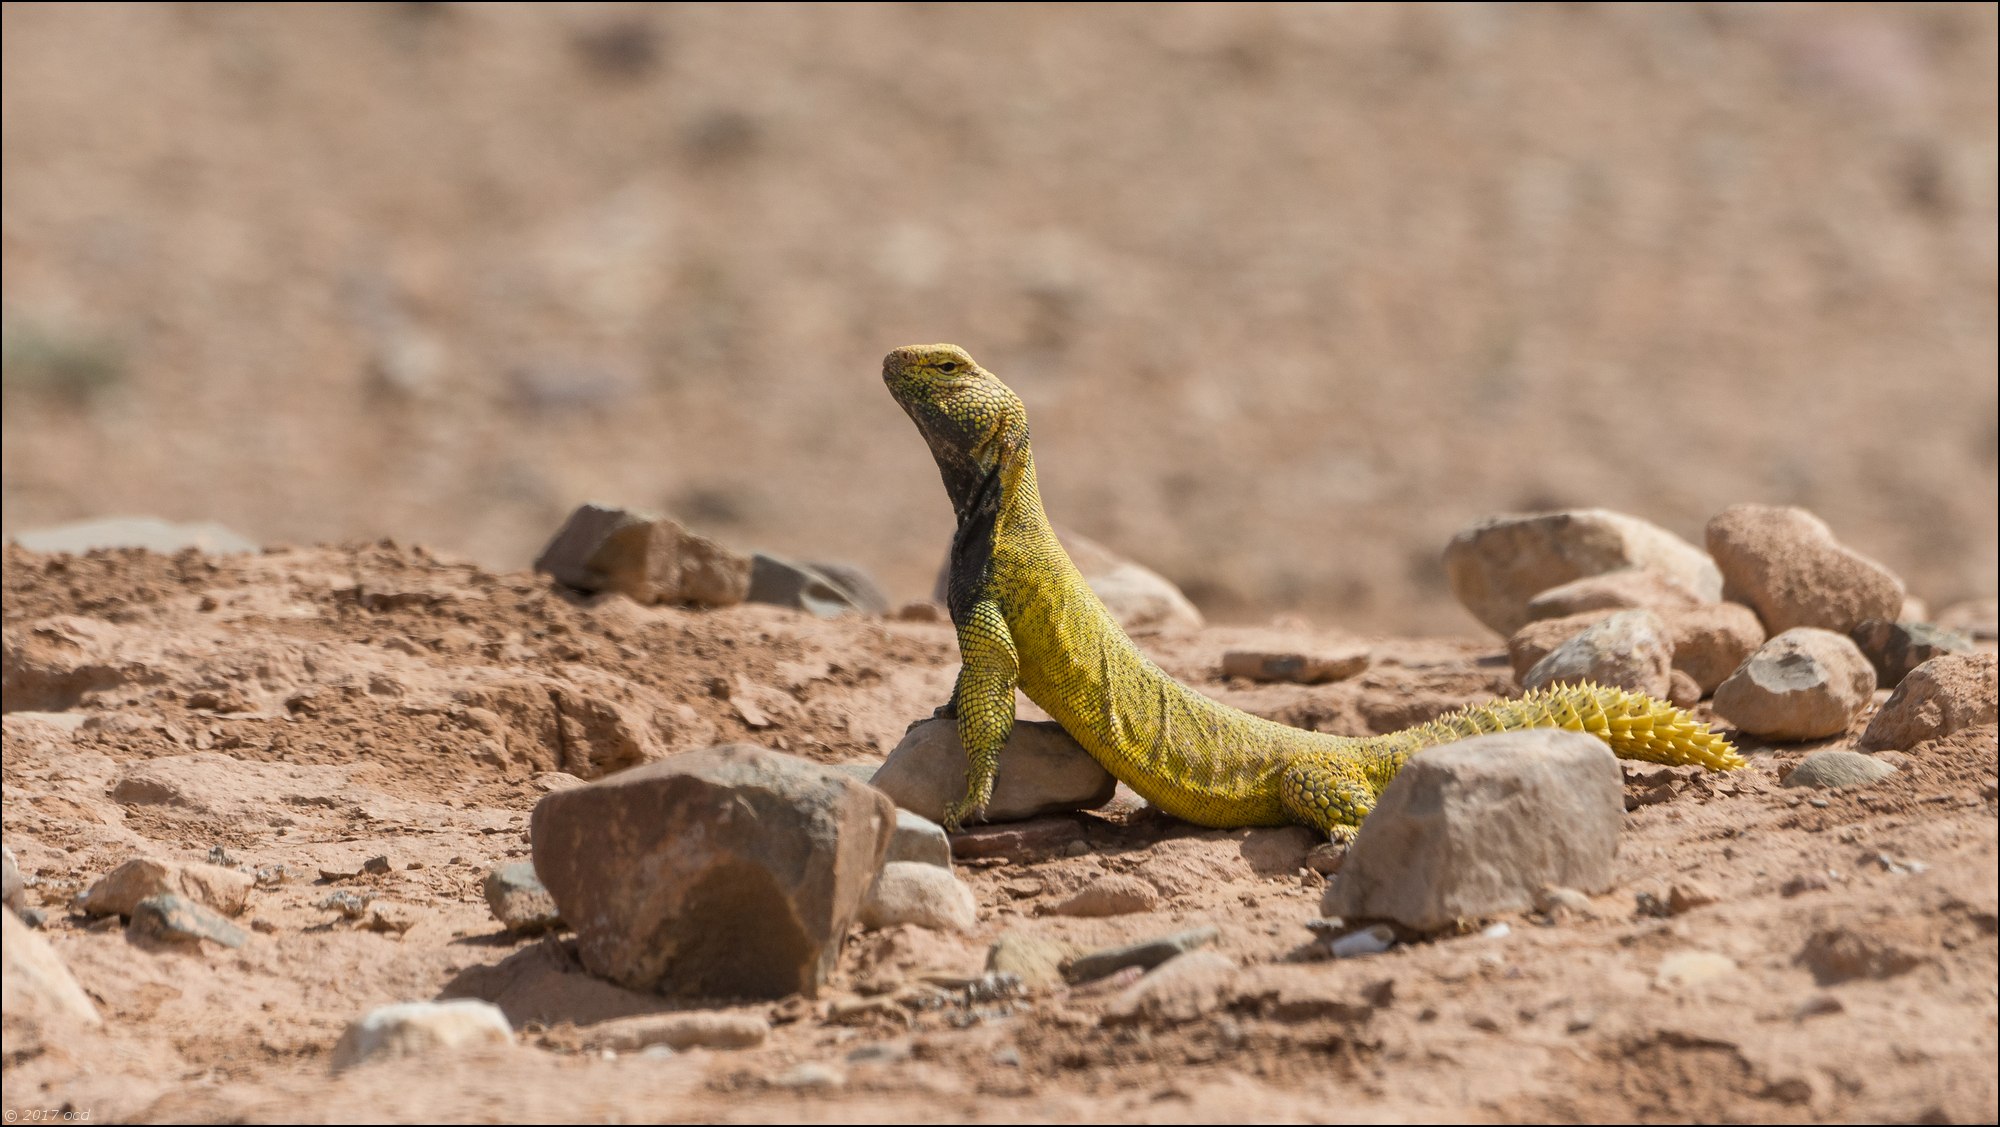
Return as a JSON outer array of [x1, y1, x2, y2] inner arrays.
[[940, 597, 1018, 831]]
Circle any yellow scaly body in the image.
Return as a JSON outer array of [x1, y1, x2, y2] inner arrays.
[[883, 344, 1744, 836]]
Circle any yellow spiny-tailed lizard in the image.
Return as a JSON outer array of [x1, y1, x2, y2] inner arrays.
[[884, 343, 1743, 837]]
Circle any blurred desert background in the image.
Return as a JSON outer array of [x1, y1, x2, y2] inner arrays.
[[3, 1, 1995, 631]]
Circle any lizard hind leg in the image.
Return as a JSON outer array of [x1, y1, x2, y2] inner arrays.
[[1279, 755, 1378, 842]]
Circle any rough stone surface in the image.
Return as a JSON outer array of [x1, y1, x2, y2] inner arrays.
[[1065, 926, 1220, 984], [1849, 620, 1976, 691], [1521, 609, 1673, 697], [1220, 648, 1369, 684], [858, 862, 978, 933], [1663, 603, 1769, 693], [483, 862, 562, 934], [533, 504, 750, 607], [872, 717, 1116, 825], [1797, 928, 1924, 985], [2, 844, 24, 915], [10, 516, 258, 556], [1508, 604, 1764, 694], [747, 554, 883, 618], [530, 744, 895, 999], [2, 908, 100, 1027], [1444, 509, 1722, 636], [1857, 652, 1999, 752], [581, 1011, 769, 1052], [78, 857, 253, 919], [1323, 730, 1623, 932], [1524, 568, 1707, 621], [1102, 951, 1238, 1026], [1782, 750, 1899, 790], [1706, 504, 1905, 635], [330, 999, 513, 1072], [885, 809, 951, 869], [987, 932, 1075, 990], [1049, 874, 1161, 918], [128, 893, 249, 948], [1667, 670, 1702, 708], [1712, 628, 1876, 741]]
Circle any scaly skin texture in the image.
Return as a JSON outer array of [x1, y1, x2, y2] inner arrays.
[[884, 344, 1745, 836]]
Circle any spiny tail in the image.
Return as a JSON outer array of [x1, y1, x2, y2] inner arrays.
[[1368, 681, 1745, 771]]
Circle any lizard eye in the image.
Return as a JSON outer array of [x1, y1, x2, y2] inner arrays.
[[938, 361, 958, 372]]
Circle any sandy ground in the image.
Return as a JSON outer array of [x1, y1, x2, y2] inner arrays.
[[2, 541, 1994, 1123], [3, 3, 1996, 633]]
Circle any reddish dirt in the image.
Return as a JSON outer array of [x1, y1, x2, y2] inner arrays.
[[3, 543, 1994, 1123]]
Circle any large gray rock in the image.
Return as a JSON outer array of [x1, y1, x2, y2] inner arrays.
[[1858, 652, 1999, 752], [1521, 609, 1673, 697], [872, 717, 1116, 825], [1445, 510, 1722, 636], [746, 554, 887, 618], [1323, 730, 1623, 932], [2, 908, 100, 1027], [9, 516, 258, 556], [78, 857, 252, 919], [1705, 504, 1905, 635], [1849, 620, 1975, 689], [534, 504, 750, 607], [483, 862, 562, 934], [530, 744, 894, 999], [1712, 628, 1876, 741], [128, 893, 249, 949], [857, 862, 977, 932], [330, 1000, 513, 1073]]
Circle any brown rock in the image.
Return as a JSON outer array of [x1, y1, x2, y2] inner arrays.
[[946, 817, 1085, 862], [1705, 504, 1904, 634], [530, 745, 894, 999], [1102, 951, 1238, 1026], [2, 909, 100, 1028], [1521, 609, 1673, 697], [1667, 670, 1702, 708], [1663, 602, 1767, 693], [1849, 620, 1975, 689], [1508, 603, 1764, 695], [1049, 874, 1160, 918], [1797, 927, 1924, 985], [581, 1011, 769, 1052], [1524, 568, 1707, 621], [534, 504, 750, 607], [1712, 628, 1876, 740], [1220, 648, 1369, 685], [858, 862, 978, 932], [1445, 510, 1721, 636], [1857, 652, 1999, 752], [78, 857, 253, 919]]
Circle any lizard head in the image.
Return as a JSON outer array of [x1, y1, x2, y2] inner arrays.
[[883, 343, 1029, 521]]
